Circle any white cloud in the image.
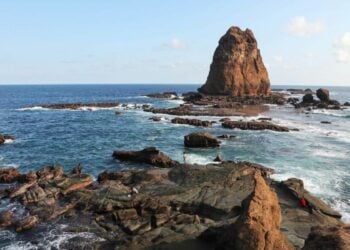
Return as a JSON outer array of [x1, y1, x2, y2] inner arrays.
[[287, 16, 325, 37], [335, 49, 350, 63], [334, 32, 350, 47], [272, 55, 283, 63], [164, 38, 186, 49]]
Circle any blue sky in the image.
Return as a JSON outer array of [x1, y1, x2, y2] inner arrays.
[[0, 0, 350, 85]]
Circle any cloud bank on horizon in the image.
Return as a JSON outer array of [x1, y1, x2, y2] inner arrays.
[[0, 0, 349, 85]]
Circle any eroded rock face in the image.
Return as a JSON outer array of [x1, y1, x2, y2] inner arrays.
[[303, 225, 350, 250], [112, 147, 178, 168], [220, 171, 293, 250], [184, 132, 220, 148], [198, 26, 270, 96]]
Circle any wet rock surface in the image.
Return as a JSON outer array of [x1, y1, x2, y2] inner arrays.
[[222, 120, 290, 132], [295, 88, 343, 110], [112, 147, 178, 168], [0, 168, 21, 183], [184, 132, 221, 148], [0, 159, 343, 249]]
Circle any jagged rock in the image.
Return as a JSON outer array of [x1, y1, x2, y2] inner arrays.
[[303, 225, 350, 250], [198, 26, 270, 96], [16, 215, 39, 232], [113, 147, 178, 168], [222, 120, 290, 132], [71, 165, 82, 175], [36, 165, 64, 181], [219, 171, 293, 250], [0, 168, 21, 183], [171, 117, 213, 127], [316, 88, 330, 102], [280, 178, 341, 218], [55, 173, 93, 195], [0, 134, 15, 144], [303, 94, 314, 103], [19, 171, 37, 183], [0, 211, 13, 229], [344, 102, 350, 106], [184, 132, 220, 148], [214, 155, 223, 162]]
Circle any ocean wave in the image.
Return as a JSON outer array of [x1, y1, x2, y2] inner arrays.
[[2, 227, 104, 250], [311, 109, 350, 117], [16, 106, 49, 111], [184, 153, 217, 165], [311, 148, 348, 159], [0, 163, 19, 168]]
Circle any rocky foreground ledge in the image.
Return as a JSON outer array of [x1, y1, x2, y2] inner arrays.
[[0, 149, 347, 249]]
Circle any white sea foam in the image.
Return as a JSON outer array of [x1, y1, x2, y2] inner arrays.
[[4, 139, 14, 144], [16, 106, 49, 111], [311, 148, 348, 159], [0, 163, 19, 168], [184, 153, 216, 165], [311, 109, 350, 117], [0, 155, 4, 161]]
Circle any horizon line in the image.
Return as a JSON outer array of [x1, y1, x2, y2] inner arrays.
[[0, 82, 350, 87]]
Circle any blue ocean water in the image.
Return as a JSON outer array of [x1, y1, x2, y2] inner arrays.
[[0, 84, 350, 248]]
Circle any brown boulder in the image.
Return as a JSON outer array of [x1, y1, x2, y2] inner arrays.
[[0, 211, 13, 229], [303, 225, 350, 250], [221, 171, 293, 249], [198, 26, 270, 96], [184, 132, 220, 148], [0, 168, 21, 183], [316, 88, 330, 102], [16, 215, 39, 232], [113, 147, 177, 168]]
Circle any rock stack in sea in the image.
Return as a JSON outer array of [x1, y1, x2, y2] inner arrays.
[[198, 26, 270, 96]]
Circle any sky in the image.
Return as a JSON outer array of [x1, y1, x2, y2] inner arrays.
[[0, 0, 350, 85]]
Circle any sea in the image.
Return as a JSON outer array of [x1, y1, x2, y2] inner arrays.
[[0, 84, 349, 249]]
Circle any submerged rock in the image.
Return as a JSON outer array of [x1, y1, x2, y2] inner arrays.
[[198, 26, 270, 96], [184, 132, 220, 148], [222, 120, 290, 132], [113, 147, 178, 168]]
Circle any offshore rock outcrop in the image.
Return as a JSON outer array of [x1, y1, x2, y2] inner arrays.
[[171, 117, 214, 127], [198, 26, 270, 96], [222, 120, 290, 132], [184, 132, 221, 148]]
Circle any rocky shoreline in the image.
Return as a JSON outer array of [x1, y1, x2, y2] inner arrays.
[[0, 149, 345, 249]]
